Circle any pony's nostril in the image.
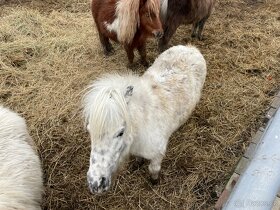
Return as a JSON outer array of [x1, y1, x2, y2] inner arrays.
[[158, 32, 163, 38], [154, 31, 163, 39], [88, 181, 98, 193], [100, 176, 107, 189]]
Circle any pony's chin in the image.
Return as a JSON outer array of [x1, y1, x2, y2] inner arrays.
[[96, 188, 110, 194], [89, 186, 110, 195]]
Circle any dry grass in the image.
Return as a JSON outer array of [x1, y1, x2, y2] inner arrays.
[[0, 0, 280, 209]]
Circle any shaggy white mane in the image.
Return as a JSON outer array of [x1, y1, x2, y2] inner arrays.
[[116, 0, 140, 44], [83, 75, 135, 142]]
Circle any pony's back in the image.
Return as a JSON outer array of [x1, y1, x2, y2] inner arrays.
[[146, 45, 206, 90], [143, 45, 206, 129], [0, 106, 43, 210]]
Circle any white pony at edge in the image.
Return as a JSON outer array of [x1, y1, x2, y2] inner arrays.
[[0, 106, 43, 210], [83, 45, 207, 194]]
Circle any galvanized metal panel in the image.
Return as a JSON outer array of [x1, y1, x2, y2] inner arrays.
[[235, 157, 250, 175], [223, 108, 280, 210]]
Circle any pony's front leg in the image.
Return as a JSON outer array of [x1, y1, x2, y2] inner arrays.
[[124, 45, 135, 68], [197, 16, 209, 41], [97, 31, 113, 55], [191, 22, 199, 38], [148, 155, 163, 184], [158, 15, 183, 52], [137, 44, 149, 67]]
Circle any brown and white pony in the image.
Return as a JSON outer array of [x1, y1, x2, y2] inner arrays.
[[91, 0, 163, 67], [159, 0, 215, 51]]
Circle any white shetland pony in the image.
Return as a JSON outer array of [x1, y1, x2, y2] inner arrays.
[[0, 106, 43, 210], [83, 45, 207, 193]]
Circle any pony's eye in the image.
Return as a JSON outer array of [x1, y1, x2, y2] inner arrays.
[[117, 130, 124, 137], [114, 128, 125, 138]]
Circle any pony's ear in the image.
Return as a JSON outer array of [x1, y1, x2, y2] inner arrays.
[[124, 86, 134, 102]]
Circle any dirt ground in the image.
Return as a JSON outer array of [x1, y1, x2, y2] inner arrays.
[[0, 0, 279, 209]]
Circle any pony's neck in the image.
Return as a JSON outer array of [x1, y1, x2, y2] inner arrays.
[[126, 77, 154, 140]]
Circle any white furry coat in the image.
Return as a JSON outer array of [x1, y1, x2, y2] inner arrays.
[[0, 106, 43, 210]]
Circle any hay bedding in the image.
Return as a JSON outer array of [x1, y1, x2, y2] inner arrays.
[[0, 0, 279, 209]]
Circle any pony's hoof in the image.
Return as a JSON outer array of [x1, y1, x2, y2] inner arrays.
[[198, 36, 204, 41], [127, 62, 139, 69], [104, 49, 114, 56], [191, 33, 196, 38], [141, 60, 149, 67], [158, 44, 167, 53], [150, 177, 160, 185], [183, 38, 190, 43], [126, 62, 135, 69]]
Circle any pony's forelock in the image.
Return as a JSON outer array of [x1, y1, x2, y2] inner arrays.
[[116, 0, 160, 44], [83, 83, 131, 142], [147, 0, 160, 16], [116, 0, 140, 44]]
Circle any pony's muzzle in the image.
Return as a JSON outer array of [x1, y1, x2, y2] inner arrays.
[[153, 31, 163, 39], [87, 175, 110, 194], [88, 180, 98, 193]]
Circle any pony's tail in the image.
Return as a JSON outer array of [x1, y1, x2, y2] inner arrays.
[[116, 0, 140, 44]]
